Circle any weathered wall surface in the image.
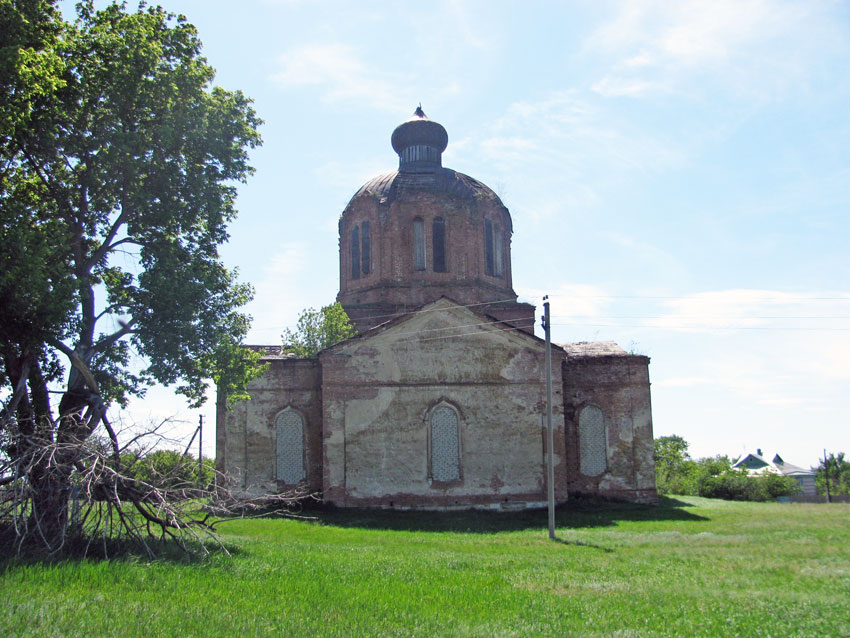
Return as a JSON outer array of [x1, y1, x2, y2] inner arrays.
[[561, 343, 657, 504], [217, 358, 322, 494], [321, 300, 567, 508], [338, 178, 525, 333]]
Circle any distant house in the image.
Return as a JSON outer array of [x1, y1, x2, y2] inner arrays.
[[732, 449, 817, 496]]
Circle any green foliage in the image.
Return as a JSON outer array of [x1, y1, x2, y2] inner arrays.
[[655, 435, 796, 501], [124, 449, 215, 489], [817, 451, 850, 496], [0, 0, 263, 551], [3, 498, 850, 636], [654, 435, 693, 493], [281, 302, 357, 358], [1, 0, 264, 411], [699, 468, 800, 502]]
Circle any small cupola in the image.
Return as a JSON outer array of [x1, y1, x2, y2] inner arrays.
[[391, 106, 448, 173]]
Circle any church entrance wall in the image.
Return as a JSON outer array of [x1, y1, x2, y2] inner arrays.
[[319, 299, 569, 509]]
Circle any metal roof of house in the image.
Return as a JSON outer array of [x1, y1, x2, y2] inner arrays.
[[733, 451, 815, 477]]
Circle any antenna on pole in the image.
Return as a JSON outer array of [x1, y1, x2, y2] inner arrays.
[[542, 295, 555, 539]]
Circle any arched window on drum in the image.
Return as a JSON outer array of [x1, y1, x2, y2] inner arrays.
[[432, 217, 446, 272], [275, 408, 305, 484], [413, 217, 426, 271], [350, 226, 360, 280]]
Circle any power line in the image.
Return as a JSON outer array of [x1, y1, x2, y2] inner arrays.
[[551, 322, 850, 332], [551, 314, 850, 320], [543, 294, 850, 301], [397, 321, 537, 344]]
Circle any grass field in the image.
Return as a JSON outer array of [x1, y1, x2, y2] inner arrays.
[[2, 496, 848, 637]]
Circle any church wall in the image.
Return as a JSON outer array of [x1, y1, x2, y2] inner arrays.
[[338, 189, 519, 332], [562, 354, 658, 503], [217, 359, 323, 494], [320, 304, 568, 509]]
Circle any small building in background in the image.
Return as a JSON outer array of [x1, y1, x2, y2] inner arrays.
[[732, 449, 817, 496]]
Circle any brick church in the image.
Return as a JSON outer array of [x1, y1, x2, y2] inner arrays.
[[216, 108, 657, 508]]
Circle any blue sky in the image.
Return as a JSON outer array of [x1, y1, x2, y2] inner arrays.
[[64, 1, 849, 468]]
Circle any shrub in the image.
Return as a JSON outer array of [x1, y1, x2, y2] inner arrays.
[[698, 470, 800, 501]]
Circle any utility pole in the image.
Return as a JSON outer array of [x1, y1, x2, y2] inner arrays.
[[542, 296, 555, 539], [823, 449, 831, 503], [198, 414, 204, 486]]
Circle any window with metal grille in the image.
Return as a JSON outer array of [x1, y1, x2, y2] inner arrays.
[[579, 405, 607, 476], [432, 217, 446, 272], [430, 404, 460, 482], [275, 409, 305, 484], [361, 221, 371, 275], [351, 226, 360, 280], [413, 217, 426, 271]]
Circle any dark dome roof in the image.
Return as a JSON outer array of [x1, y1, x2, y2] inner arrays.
[[343, 108, 506, 212], [391, 106, 448, 156], [348, 168, 503, 208]]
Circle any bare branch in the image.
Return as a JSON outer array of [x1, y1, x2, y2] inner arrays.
[[89, 318, 138, 354], [47, 338, 99, 394], [0, 353, 33, 424], [87, 210, 128, 270]]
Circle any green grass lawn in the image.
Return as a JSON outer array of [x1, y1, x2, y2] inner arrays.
[[2, 496, 848, 637]]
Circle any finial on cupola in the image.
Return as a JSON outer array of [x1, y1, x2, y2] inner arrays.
[[391, 106, 448, 172]]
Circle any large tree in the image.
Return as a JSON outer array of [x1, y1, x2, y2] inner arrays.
[[1, 0, 263, 551]]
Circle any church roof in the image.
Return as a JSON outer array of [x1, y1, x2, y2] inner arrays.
[[322, 297, 553, 355], [558, 341, 631, 357], [345, 107, 506, 210], [349, 168, 503, 207], [390, 106, 448, 157]]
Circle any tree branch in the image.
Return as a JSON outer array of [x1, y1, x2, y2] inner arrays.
[[87, 209, 129, 270], [48, 338, 99, 394], [0, 354, 32, 424], [89, 318, 138, 355]]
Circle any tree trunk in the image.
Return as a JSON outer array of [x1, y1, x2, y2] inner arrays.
[[27, 460, 73, 551]]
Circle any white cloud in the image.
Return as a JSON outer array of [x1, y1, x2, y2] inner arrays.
[[516, 283, 614, 321], [479, 91, 683, 177], [245, 242, 333, 344], [270, 43, 410, 112], [646, 288, 850, 415], [654, 376, 714, 388], [586, 0, 846, 100], [649, 289, 850, 334], [591, 76, 665, 98]]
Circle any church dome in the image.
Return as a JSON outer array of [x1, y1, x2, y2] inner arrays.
[[349, 168, 502, 207], [337, 108, 528, 332]]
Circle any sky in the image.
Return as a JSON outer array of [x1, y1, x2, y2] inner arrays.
[[61, 0, 850, 469]]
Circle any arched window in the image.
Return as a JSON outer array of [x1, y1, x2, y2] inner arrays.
[[430, 404, 460, 482], [413, 217, 426, 271], [361, 221, 371, 275], [484, 219, 494, 276], [578, 405, 607, 476], [350, 226, 360, 280], [432, 217, 446, 272], [493, 224, 503, 277], [275, 409, 305, 484]]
